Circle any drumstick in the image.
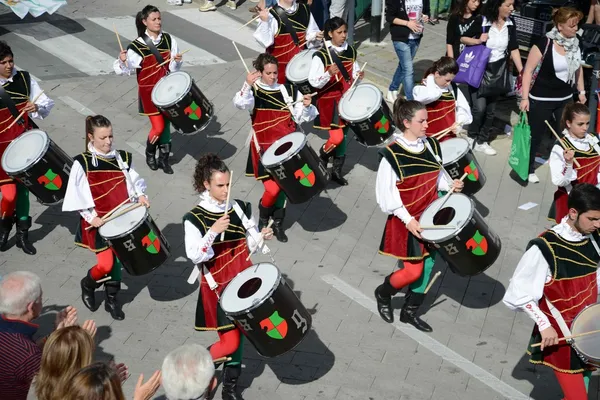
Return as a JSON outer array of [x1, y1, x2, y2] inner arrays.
[[213, 356, 233, 364], [102, 198, 133, 221], [545, 120, 581, 168], [420, 225, 457, 229], [347, 62, 368, 102], [220, 171, 233, 241], [435, 172, 469, 213], [324, 43, 340, 83], [432, 122, 460, 139], [238, 8, 272, 30], [113, 23, 123, 52], [423, 271, 442, 294], [279, 92, 318, 110], [96, 276, 112, 284], [232, 41, 259, 91], [530, 328, 600, 348], [154, 49, 191, 69], [4, 90, 45, 132], [85, 203, 143, 231], [246, 219, 274, 261]]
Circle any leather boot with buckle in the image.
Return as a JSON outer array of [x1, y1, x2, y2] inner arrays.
[[0, 215, 14, 252], [15, 217, 36, 255], [145, 139, 158, 170], [272, 207, 288, 243], [104, 281, 125, 320], [157, 143, 174, 174], [374, 275, 398, 323], [400, 289, 433, 332], [222, 365, 244, 400]]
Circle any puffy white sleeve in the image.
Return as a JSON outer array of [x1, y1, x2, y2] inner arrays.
[[308, 56, 331, 89], [502, 245, 552, 330], [375, 157, 413, 224], [233, 82, 255, 111], [62, 160, 97, 222], [113, 48, 142, 76], [184, 221, 217, 264], [304, 13, 321, 48], [127, 161, 147, 198], [549, 144, 576, 187], [436, 169, 452, 192], [244, 210, 264, 254], [455, 88, 472, 126], [352, 59, 361, 80], [413, 83, 442, 105], [292, 90, 318, 123], [254, 15, 278, 48], [169, 36, 183, 72], [28, 77, 54, 120]]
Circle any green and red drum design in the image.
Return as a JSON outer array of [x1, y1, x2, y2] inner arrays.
[[440, 138, 486, 196]]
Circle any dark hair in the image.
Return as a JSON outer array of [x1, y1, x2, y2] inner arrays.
[[193, 153, 229, 193], [135, 5, 160, 38], [63, 362, 125, 400], [482, 0, 509, 23], [0, 41, 13, 62], [560, 103, 590, 131], [424, 57, 459, 79], [392, 98, 426, 131], [451, 0, 481, 18], [252, 53, 278, 72], [323, 17, 348, 40], [568, 183, 600, 215], [85, 115, 112, 151]]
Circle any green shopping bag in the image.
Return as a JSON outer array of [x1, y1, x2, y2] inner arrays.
[[509, 112, 531, 181]]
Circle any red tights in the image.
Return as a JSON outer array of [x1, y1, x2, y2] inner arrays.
[[0, 184, 16, 217], [148, 115, 165, 143], [554, 371, 587, 400], [261, 179, 281, 208], [209, 329, 240, 360], [389, 260, 424, 289], [89, 250, 114, 280], [323, 128, 344, 153]]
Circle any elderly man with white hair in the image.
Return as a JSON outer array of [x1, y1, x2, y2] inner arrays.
[[162, 344, 217, 400], [0, 271, 78, 400]]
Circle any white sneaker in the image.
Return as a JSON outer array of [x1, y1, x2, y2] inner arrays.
[[465, 137, 475, 149], [226, 0, 237, 8], [528, 173, 540, 183], [167, 0, 183, 5], [198, 0, 217, 11], [386, 90, 398, 103], [474, 142, 497, 156], [183, 0, 192, 2]]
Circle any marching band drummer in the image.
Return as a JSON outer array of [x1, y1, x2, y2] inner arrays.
[[413, 57, 472, 143], [308, 17, 362, 186], [548, 103, 600, 223], [0, 40, 54, 256], [503, 183, 600, 400], [62, 115, 150, 321], [254, 0, 323, 84], [374, 99, 463, 332], [183, 153, 274, 400], [113, 4, 183, 175], [234, 53, 318, 243]]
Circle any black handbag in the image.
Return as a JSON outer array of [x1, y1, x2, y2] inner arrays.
[[477, 56, 511, 98]]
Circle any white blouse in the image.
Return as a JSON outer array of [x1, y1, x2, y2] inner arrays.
[[412, 74, 473, 127], [483, 18, 512, 63], [375, 132, 452, 225], [553, 47, 569, 83], [113, 30, 183, 76], [548, 131, 600, 190], [0, 69, 54, 120], [307, 41, 360, 89]]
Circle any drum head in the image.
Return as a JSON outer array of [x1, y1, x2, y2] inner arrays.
[[571, 303, 600, 360], [151, 71, 192, 107], [441, 138, 469, 165], [419, 193, 473, 242], [286, 49, 316, 83], [338, 83, 382, 122], [261, 132, 306, 168], [2, 129, 49, 174], [98, 203, 147, 239], [220, 262, 281, 315]]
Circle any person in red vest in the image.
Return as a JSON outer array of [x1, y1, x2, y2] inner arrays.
[[504, 183, 600, 400]]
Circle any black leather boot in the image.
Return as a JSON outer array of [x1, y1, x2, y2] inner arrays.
[[145, 139, 158, 171], [104, 281, 125, 320], [81, 270, 101, 311], [374, 275, 398, 323], [157, 143, 174, 175], [0, 215, 14, 252], [258, 202, 274, 230], [319, 145, 332, 166], [222, 365, 244, 400], [331, 155, 348, 186], [272, 207, 288, 243], [400, 289, 432, 332], [15, 217, 36, 255]]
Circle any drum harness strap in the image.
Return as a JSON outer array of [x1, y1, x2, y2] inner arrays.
[[327, 47, 351, 83], [279, 85, 303, 132], [0, 82, 25, 127], [115, 152, 143, 200], [142, 34, 167, 71], [275, 6, 300, 47], [423, 139, 454, 184]]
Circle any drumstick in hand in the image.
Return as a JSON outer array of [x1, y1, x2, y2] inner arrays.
[[113, 23, 123, 52], [238, 8, 272, 30], [246, 219, 274, 261], [324, 44, 340, 83], [530, 328, 600, 348], [279, 92, 318, 110], [347, 62, 368, 101], [220, 171, 233, 241], [85, 203, 143, 231], [4, 90, 45, 133], [435, 172, 468, 212], [545, 120, 581, 167], [232, 41, 259, 91]]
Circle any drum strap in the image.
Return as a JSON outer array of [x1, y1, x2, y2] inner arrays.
[[115, 152, 141, 199], [142, 34, 166, 65], [0, 84, 24, 126], [545, 297, 573, 340], [275, 6, 299, 46], [279, 85, 302, 131], [231, 201, 271, 255], [328, 48, 351, 83], [423, 139, 453, 183]]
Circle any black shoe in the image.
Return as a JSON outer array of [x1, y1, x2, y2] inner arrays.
[[145, 139, 158, 171], [81, 270, 101, 311], [222, 365, 244, 400], [272, 207, 288, 243], [399, 290, 432, 332], [0, 215, 14, 252], [258, 202, 275, 231], [331, 155, 348, 186], [157, 143, 174, 174], [104, 281, 125, 320], [375, 276, 399, 323], [15, 217, 36, 255]]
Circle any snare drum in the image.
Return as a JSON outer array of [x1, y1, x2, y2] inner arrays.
[[261, 132, 328, 204], [419, 193, 501, 276], [1, 129, 73, 205], [338, 83, 394, 147], [220, 262, 312, 358], [570, 303, 600, 367], [285, 49, 316, 95], [98, 204, 170, 276], [440, 138, 486, 196], [151, 71, 213, 135]]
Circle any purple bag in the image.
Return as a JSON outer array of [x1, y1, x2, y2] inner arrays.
[[454, 44, 492, 88]]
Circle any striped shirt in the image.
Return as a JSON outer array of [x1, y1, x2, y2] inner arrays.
[[0, 316, 42, 400]]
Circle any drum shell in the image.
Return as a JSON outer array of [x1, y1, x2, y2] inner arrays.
[[290, 80, 314, 96], [5, 137, 73, 205], [570, 303, 600, 367], [102, 214, 171, 276], [224, 277, 312, 358], [344, 97, 395, 147], [156, 80, 214, 135], [442, 147, 486, 196]]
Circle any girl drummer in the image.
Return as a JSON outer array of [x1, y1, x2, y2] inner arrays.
[[374, 98, 463, 331], [113, 4, 183, 175], [62, 115, 150, 321], [413, 57, 472, 143], [233, 53, 317, 243], [183, 153, 273, 400], [548, 103, 600, 223], [308, 17, 363, 186]]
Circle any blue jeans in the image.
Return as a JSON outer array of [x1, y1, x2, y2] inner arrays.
[[389, 38, 421, 100]]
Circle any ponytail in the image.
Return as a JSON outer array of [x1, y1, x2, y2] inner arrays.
[[423, 56, 459, 79], [135, 5, 160, 38], [193, 153, 229, 193], [560, 103, 590, 131], [392, 98, 426, 131], [85, 115, 112, 151]]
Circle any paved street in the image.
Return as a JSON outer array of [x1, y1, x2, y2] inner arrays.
[[0, 1, 597, 399]]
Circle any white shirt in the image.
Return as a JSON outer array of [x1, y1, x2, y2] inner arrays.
[[412, 75, 473, 126], [503, 217, 600, 331], [113, 30, 183, 76], [375, 132, 451, 225], [0, 69, 54, 120], [483, 18, 512, 63], [405, 0, 424, 40], [553, 47, 569, 83], [253, 0, 321, 49], [307, 41, 360, 88], [548, 131, 600, 190], [184, 192, 263, 264]]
